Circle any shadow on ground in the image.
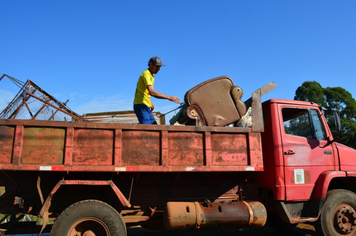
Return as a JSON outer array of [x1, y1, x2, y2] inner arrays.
[[127, 224, 317, 236], [3, 223, 317, 236]]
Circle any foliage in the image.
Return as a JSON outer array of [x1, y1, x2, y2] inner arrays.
[[294, 81, 327, 108], [294, 81, 356, 149]]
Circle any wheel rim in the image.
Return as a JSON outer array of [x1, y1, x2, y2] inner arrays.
[[333, 204, 356, 235], [68, 217, 110, 236]]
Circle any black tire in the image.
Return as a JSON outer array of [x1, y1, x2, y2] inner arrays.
[[315, 189, 356, 236], [50, 200, 126, 236]]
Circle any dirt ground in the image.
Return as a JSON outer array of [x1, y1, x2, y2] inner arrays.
[[127, 224, 317, 236], [4, 223, 318, 235]]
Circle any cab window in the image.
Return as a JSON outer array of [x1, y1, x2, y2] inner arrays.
[[283, 108, 312, 138], [282, 108, 326, 140], [310, 109, 326, 140]]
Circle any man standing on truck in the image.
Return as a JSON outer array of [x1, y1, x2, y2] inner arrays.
[[133, 56, 180, 124]]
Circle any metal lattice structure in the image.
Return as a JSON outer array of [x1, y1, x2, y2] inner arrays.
[[0, 74, 86, 122]]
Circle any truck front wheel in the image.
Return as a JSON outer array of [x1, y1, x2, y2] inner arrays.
[[51, 200, 126, 236], [316, 189, 356, 236]]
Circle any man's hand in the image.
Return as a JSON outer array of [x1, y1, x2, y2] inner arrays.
[[147, 85, 181, 104], [150, 103, 155, 111], [169, 96, 180, 104]]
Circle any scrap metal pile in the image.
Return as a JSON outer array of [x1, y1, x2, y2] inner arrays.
[[0, 74, 86, 122]]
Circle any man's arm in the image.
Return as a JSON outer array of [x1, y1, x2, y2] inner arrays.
[[147, 85, 180, 103]]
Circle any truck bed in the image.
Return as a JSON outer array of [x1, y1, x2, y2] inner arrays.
[[0, 119, 263, 173]]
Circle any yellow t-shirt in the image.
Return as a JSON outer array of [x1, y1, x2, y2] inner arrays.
[[134, 69, 155, 107]]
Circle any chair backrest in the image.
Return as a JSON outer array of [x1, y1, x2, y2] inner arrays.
[[184, 76, 246, 126]]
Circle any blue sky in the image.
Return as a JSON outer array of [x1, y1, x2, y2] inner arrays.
[[1, 1, 356, 123]]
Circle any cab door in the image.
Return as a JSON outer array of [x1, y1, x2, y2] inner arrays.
[[279, 105, 336, 201]]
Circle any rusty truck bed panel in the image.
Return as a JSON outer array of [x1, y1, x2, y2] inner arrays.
[[0, 119, 263, 172]]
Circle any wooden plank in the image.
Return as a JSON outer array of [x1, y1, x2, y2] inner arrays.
[[0, 125, 15, 164], [121, 130, 160, 166], [72, 128, 114, 165], [21, 127, 65, 165], [205, 132, 212, 167], [0, 119, 252, 134], [12, 125, 24, 164], [114, 129, 122, 166], [168, 132, 204, 166], [64, 127, 74, 165], [161, 130, 168, 166]]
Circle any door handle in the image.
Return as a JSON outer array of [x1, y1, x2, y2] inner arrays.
[[284, 151, 295, 155]]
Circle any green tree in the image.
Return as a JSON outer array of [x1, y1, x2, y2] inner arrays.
[[294, 81, 356, 149], [294, 81, 327, 107]]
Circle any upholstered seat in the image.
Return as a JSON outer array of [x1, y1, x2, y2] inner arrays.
[[173, 76, 247, 126]]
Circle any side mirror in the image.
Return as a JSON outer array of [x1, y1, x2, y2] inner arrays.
[[333, 112, 342, 133]]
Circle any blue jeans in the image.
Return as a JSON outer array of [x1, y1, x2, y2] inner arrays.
[[134, 104, 157, 124]]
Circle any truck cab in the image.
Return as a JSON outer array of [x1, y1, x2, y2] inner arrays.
[[258, 99, 356, 235]]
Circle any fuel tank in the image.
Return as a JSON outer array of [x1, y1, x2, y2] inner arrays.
[[164, 200, 267, 230]]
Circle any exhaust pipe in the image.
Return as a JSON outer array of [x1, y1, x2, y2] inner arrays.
[[164, 200, 267, 230]]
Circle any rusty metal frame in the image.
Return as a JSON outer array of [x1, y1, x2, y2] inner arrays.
[[39, 179, 131, 218], [22, 87, 86, 121], [0, 74, 86, 122], [26, 79, 85, 121], [245, 82, 277, 132]]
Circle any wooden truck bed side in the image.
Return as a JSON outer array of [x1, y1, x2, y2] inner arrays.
[[0, 120, 263, 172]]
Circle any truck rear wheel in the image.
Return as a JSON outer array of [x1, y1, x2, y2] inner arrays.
[[50, 200, 126, 236], [316, 189, 356, 236]]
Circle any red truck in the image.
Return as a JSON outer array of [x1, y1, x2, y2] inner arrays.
[[0, 79, 355, 236]]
